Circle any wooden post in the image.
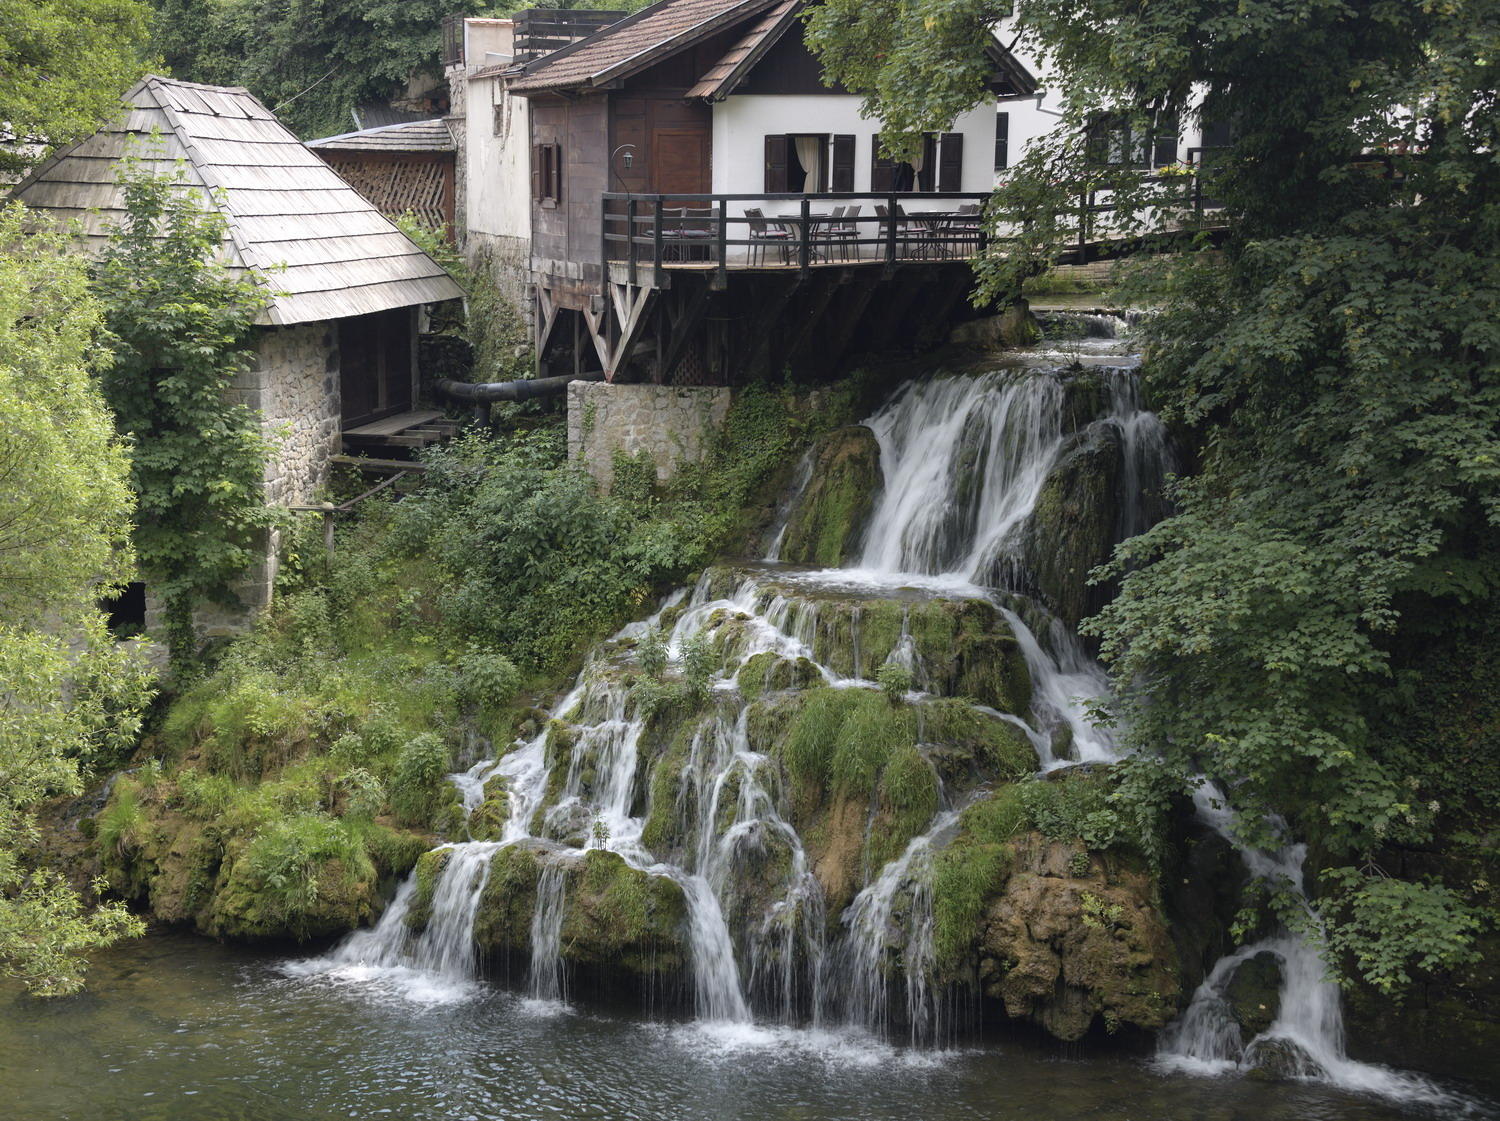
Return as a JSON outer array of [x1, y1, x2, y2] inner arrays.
[[321, 503, 336, 573], [886, 192, 898, 265], [653, 197, 664, 288], [715, 199, 728, 286], [627, 197, 638, 287], [798, 196, 811, 274]]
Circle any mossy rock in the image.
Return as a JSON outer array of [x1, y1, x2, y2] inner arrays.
[[558, 850, 688, 976], [1225, 950, 1282, 1039], [967, 832, 1179, 1041], [778, 426, 882, 566], [736, 652, 824, 700], [639, 711, 709, 858], [206, 846, 379, 942], [469, 773, 510, 842], [405, 848, 452, 934], [1059, 370, 1113, 433], [1017, 422, 1123, 629], [472, 844, 543, 953], [917, 698, 1038, 781]]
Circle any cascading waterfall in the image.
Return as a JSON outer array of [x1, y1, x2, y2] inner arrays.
[[308, 342, 1167, 1034], [295, 317, 1433, 1099], [1155, 785, 1456, 1101]]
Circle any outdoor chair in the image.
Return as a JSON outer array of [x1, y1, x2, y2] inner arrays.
[[744, 207, 793, 266], [831, 205, 861, 261]]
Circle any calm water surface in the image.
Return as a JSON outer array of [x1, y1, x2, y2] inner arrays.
[[2, 935, 1493, 1121]]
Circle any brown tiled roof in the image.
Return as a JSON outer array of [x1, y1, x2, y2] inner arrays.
[[508, 0, 782, 92], [685, 0, 799, 100]]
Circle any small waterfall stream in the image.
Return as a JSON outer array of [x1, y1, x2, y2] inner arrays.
[[295, 316, 1446, 1102]]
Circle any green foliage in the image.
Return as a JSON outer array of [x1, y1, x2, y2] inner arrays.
[[680, 632, 715, 704], [0, 0, 154, 175], [1318, 868, 1485, 997], [780, 687, 917, 797], [638, 626, 668, 679], [811, 0, 1499, 993], [456, 646, 520, 717], [876, 662, 913, 703], [94, 160, 271, 667], [389, 732, 451, 827], [238, 812, 373, 936], [0, 204, 155, 994], [1017, 774, 1128, 852], [151, 0, 654, 141], [611, 449, 658, 506]]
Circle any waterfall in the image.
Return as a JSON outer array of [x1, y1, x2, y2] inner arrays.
[[1156, 784, 1456, 1102], [301, 323, 1206, 1053]]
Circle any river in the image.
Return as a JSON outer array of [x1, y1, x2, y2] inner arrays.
[[2, 934, 1492, 1121]]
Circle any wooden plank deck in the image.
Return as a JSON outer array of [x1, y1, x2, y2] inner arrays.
[[342, 408, 445, 437]]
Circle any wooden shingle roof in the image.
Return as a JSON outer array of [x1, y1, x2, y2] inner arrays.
[[685, 0, 800, 100], [8, 77, 463, 326], [308, 119, 456, 153], [508, 0, 782, 93]]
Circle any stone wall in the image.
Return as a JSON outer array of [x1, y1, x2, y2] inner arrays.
[[567, 381, 733, 493], [148, 323, 341, 640]]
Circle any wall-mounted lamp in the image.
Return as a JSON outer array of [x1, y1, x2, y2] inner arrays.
[[610, 143, 637, 192]]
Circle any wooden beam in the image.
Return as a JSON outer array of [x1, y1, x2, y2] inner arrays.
[[658, 280, 713, 382], [821, 271, 884, 371], [776, 269, 845, 376], [739, 275, 801, 381]]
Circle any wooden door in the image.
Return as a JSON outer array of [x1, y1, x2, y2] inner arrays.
[[339, 309, 412, 427], [652, 128, 710, 195]]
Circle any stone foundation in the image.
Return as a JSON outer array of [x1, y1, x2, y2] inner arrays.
[[567, 381, 733, 494]]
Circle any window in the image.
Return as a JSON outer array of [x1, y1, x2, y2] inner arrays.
[[994, 112, 1009, 172], [871, 132, 964, 193], [1085, 111, 1179, 169], [531, 142, 561, 206], [492, 99, 506, 138], [764, 135, 855, 192]]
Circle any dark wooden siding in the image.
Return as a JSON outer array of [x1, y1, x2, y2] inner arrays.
[[735, 21, 848, 94], [530, 94, 610, 275], [610, 96, 712, 196]]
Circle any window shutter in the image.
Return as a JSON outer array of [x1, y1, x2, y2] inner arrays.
[[531, 144, 542, 199], [764, 134, 789, 192], [1152, 113, 1179, 167], [994, 113, 1009, 171], [870, 138, 895, 192], [937, 132, 963, 191], [549, 144, 562, 202], [831, 134, 855, 191]]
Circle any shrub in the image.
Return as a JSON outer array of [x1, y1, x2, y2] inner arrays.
[[389, 732, 452, 827]]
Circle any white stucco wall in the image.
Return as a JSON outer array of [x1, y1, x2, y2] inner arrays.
[[465, 71, 530, 245], [712, 95, 1001, 198]]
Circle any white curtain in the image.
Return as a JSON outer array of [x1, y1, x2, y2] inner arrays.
[[794, 135, 822, 191]]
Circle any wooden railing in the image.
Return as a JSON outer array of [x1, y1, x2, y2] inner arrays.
[[602, 192, 995, 283], [603, 170, 1225, 282]]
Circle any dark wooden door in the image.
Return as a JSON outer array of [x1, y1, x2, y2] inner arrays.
[[652, 128, 710, 195], [339, 309, 412, 427]]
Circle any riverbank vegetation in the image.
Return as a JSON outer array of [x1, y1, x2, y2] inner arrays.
[[92, 379, 874, 941], [0, 205, 155, 994]]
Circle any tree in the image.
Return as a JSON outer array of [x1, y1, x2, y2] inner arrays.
[[93, 162, 271, 668], [0, 0, 154, 174], [0, 202, 154, 995], [808, 0, 1500, 988]]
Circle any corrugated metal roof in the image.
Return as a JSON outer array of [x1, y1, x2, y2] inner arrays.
[[7, 77, 463, 326], [508, 0, 781, 93], [308, 119, 456, 152]]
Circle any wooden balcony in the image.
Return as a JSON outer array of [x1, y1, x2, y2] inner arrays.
[[603, 192, 995, 288], [603, 169, 1226, 289]]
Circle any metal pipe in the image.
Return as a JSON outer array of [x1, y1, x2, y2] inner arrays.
[[432, 371, 602, 405]]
